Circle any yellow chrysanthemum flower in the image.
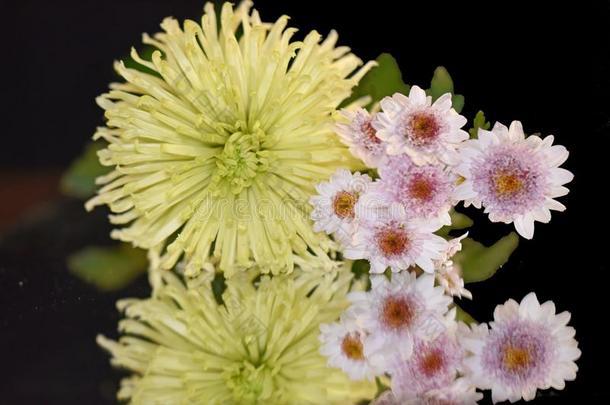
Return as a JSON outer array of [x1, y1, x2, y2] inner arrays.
[[86, 1, 374, 277], [97, 266, 376, 404]]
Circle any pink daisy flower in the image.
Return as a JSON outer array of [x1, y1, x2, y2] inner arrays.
[[377, 155, 458, 226], [460, 293, 581, 403], [336, 108, 388, 168], [373, 86, 469, 166], [455, 121, 573, 239], [344, 209, 448, 273], [310, 169, 372, 244], [390, 323, 464, 397], [347, 273, 452, 365], [319, 316, 383, 381]]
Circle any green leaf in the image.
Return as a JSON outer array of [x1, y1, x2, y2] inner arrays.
[[374, 376, 391, 398], [342, 53, 410, 108], [429, 66, 454, 99], [456, 232, 520, 283], [449, 210, 474, 230], [60, 142, 109, 199], [437, 210, 473, 237], [427, 66, 465, 113], [452, 94, 465, 114], [455, 305, 478, 325], [469, 110, 491, 138], [67, 244, 147, 292]]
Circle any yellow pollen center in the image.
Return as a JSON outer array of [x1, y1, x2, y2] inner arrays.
[[341, 334, 365, 360], [503, 345, 532, 372], [378, 229, 409, 256], [493, 171, 524, 196], [332, 191, 358, 219], [382, 296, 415, 329]]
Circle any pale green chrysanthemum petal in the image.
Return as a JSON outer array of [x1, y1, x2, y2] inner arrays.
[[98, 264, 376, 404], [86, 2, 374, 277]]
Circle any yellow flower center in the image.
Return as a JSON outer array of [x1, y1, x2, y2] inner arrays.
[[381, 296, 415, 330], [341, 333, 365, 361], [225, 361, 273, 402], [333, 191, 358, 219], [493, 171, 524, 197], [502, 345, 532, 372], [213, 123, 272, 195]]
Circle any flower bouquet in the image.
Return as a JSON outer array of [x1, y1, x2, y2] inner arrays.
[[67, 2, 580, 403]]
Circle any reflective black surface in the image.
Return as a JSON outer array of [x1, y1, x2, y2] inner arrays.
[[1, 0, 607, 403]]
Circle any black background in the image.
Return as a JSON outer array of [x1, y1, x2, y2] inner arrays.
[[0, 0, 607, 403]]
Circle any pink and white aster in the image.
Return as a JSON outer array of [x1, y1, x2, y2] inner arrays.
[[347, 273, 452, 364], [344, 209, 448, 273], [336, 108, 388, 168], [373, 86, 469, 166], [376, 155, 458, 226], [460, 293, 580, 403], [455, 121, 573, 239], [390, 313, 465, 397], [319, 316, 383, 381], [310, 169, 372, 244]]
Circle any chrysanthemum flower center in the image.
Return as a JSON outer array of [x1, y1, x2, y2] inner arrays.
[[381, 295, 415, 330], [225, 361, 272, 402], [408, 112, 441, 146], [419, 349, 445, 377], [408, 176, 435, 201], [333, 191, 358, 219], [484, 323, 552, 384], [361, 120, 381, 144], [502, 344, 533, 373], [377, 227, 410, 257], [214, 126, 270, 195], [493, 170, 524, 197], [341, 333, 365, 361]]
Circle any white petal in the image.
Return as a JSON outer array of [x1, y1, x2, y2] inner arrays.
[[546, 144, 569, 167], [550, 167, 574, 185], [491, 121, 509, 136], [532, 207, 552, 223], [408, 85, 428, 106], [433, 92, 453, 110], [519, 292, 541, 319], [508, 120, 526, 141], [549, 185, 570, 198], [514, 215, 535, 239], [545, 198, 566, 212]]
